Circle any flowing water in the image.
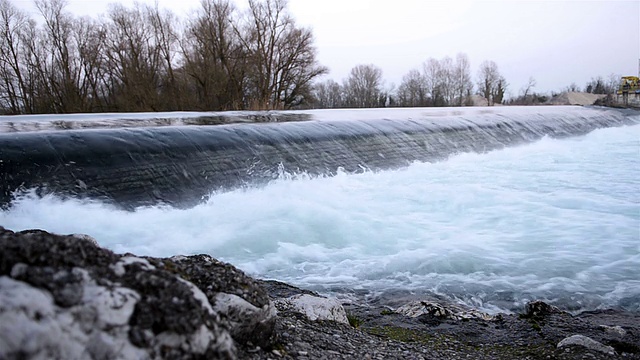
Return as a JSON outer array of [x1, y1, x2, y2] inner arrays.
[[1, 106, 635, 209], [1, 120, 638, 313]]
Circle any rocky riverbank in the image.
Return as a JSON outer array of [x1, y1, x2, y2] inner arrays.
[[1, 227, 638, 359]]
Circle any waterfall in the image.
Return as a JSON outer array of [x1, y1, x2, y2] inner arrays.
[[1, 106, 638, 209]]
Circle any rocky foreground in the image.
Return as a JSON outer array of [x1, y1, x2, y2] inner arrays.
[[1, 227, 638, 359]]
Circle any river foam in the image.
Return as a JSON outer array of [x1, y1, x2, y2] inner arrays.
[[2, 124, 639, 313]]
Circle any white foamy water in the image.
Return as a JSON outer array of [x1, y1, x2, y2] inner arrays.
[[2, 124, 639, 313]]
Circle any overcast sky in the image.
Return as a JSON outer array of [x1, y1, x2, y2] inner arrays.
[[14, 0, 640, 96]]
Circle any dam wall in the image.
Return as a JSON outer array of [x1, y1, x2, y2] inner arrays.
[[1, 106, 638, 209]]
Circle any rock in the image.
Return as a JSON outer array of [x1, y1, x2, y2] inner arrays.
[[109, 255, 156, 276], [258, 279, 320, 299], [167, 254, 277, 347], [71, 233, 100, 246], [168, 254, 270, 311], [600, 325, 626, 337], [0, 226, 281, 359], [524, 300, 563, 319], [396, 301, 495, 322], [212, 292, 277, 348], [274, 294, 349, 324], [0, 275, 146, 360], [557, 335, 615, 356]]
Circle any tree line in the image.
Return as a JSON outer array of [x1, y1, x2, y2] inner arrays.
[[0, 0, 327, 114], [311, 56, 508, 109], [3, 0, 618, 115], [312, 60, 625, 110], [1, 0, 512, 114]]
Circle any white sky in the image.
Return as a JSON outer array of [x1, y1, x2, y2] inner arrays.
[[13, 0, 640, 96]]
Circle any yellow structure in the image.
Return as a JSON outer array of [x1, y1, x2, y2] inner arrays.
[[617, 76, 640, 105], [617, 76, 640, 95]]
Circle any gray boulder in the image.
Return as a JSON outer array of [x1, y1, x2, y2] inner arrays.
[[396, 300, 496, 322], [274, 294, 348, 324], [524, 300, 563, 319], [557, 334, 615, 356], [599, 325, 626, 338], [0, 227, 276, 359], [168, 255, 277, 347]]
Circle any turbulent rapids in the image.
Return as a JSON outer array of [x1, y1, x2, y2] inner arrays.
[[1, 105, 640, 312], [1, 106, 638, 209]]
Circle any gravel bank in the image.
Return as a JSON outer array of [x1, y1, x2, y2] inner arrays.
[[241, 280, 640, 360]]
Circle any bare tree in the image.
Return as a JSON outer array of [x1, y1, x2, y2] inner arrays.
[[73, 16, 109, 112], [102, 3, 166, 111], [492, 76, 507, 104], [510, 76, 537, 105], [0, 0, 329, 114], [510, 76, 548, 105], [585, 76, 608, 94], [397, 54, 471, 108], [146, 3, 181, 110], [522, 77, 536, 98], [396, 68, 427, 107], [382, 83, 396, 107], [19, 16, 52, 112], [33, 0, 84, 112], [0, 0, 33, 113], [342, 64, 383, 108], [237, 0, 327, 109], [453, 53, 473, 106], [477, 60, 506, 105], [477, 60, 496, 105], [421, 56, 457, 106], [182, 0, 246, 110], [312, 79, 343, 108], [422, 58, 443, 106], [606, 73, 620, 95], [438, 56, 455, 105]]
